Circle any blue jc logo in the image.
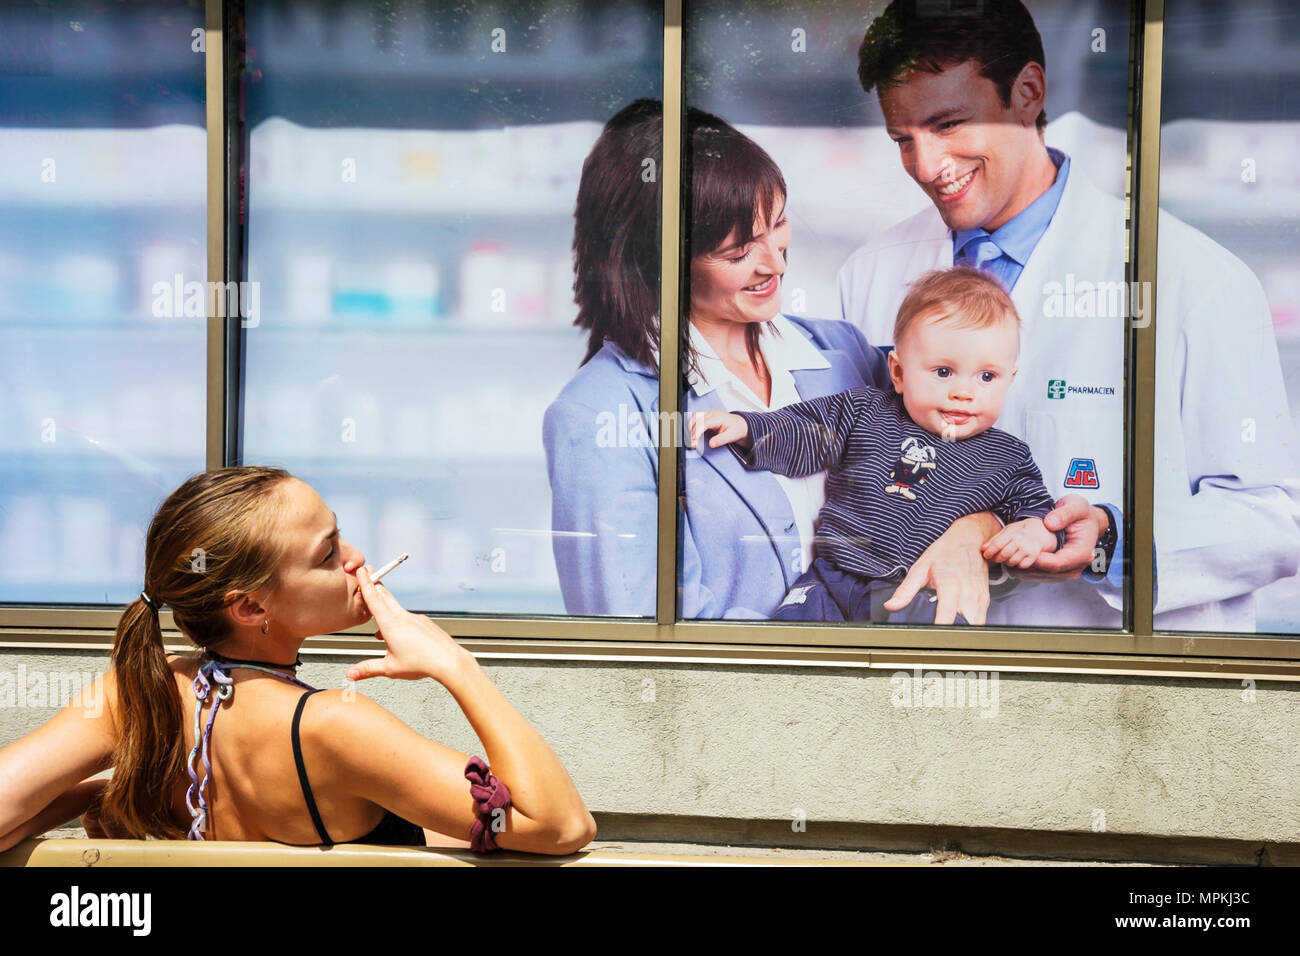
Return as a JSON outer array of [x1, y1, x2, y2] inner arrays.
[[1064, 458, 1099, 489]]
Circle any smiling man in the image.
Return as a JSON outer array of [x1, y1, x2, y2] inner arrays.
[[838, 0, 1300, 630]]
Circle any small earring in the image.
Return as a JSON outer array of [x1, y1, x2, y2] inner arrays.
[[261, 619, 270, 635]]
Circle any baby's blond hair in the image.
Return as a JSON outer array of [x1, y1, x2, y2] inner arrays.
[[893, 267, 1020, 349]]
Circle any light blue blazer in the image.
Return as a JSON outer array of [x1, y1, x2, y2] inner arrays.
[[542, 315, 890, 618]]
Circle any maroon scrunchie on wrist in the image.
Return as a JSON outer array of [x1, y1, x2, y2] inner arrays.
[[464, 756, 511, 852]]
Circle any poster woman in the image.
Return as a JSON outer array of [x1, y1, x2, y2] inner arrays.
[[544, 101, 1001, 622]]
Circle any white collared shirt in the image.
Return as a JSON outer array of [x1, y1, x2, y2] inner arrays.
[[687, 314, 832, 572]]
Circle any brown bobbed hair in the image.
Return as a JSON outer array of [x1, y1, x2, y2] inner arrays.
[[858, 0, 1049, 132], [572, 98, 663, 370], [571, 100, 789, 382], [683, 107, 788, 382], [100, 465, 295, 838]]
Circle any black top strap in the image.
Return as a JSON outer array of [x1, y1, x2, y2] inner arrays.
[[291, 688, 334, 846]]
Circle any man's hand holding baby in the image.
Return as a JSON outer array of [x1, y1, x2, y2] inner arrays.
[[980, 517, 1059, 568]]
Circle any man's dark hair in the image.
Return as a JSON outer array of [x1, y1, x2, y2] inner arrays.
[[858, 0, 1048, 132]]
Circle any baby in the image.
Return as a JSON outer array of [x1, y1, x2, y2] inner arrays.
[[689, 267, 1064, 623]]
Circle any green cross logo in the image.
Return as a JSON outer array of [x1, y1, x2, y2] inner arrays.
[[1048, 379, 1066, 400]]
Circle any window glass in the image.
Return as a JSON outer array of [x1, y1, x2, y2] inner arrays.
[[1154, 0, 1300, 635], [240, 1, 663, 615], [680, 0, 1133, 628], [0, 1, 207, 605]]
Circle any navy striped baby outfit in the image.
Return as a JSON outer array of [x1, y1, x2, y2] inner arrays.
[[733, 385, 1061, 584]]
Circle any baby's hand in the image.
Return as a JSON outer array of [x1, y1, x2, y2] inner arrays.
[[689, 410, 749, 450], [980, 517, 1058, 568]]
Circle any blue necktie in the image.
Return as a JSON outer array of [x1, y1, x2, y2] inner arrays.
[[956, 233, 1005, 272]]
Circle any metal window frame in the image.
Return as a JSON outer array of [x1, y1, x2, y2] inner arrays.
[[3, 0, 1299, 680]]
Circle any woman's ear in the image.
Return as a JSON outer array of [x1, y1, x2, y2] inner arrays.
[[224, 590, 267, 628], [887, 348, 905, 391]]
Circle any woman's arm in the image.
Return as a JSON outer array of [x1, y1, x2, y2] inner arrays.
[[312, 566, 595, 855], [882, 512, 1002, 625], [0, 671, 118, 852], [0, 778, 110, 848]]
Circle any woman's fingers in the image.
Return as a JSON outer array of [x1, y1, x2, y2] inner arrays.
[[889, 552, 988, 623], [932, 588, 957, 625], [356, 565, 401, 618], [931, 548, 989, 625], [883, 561, 925, 610], [938, 575, 986, 626], [960, 586, 988, 625], [346, 656, 390, 682]]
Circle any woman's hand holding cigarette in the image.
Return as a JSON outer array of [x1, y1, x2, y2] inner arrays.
[[347, 565, 476, 687]]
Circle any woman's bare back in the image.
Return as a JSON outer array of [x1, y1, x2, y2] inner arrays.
[[164, 654, 390, 843]]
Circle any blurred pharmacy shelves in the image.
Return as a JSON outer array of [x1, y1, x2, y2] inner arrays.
[[0, 0, 206, 607], [239, 0, 663, 618], [0, 128, 207, 607], [239, 114, 617, 616]]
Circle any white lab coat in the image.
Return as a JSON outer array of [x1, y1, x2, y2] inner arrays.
[[838, 159, 1300, 631]]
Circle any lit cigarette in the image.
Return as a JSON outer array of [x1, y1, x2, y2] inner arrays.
[[355, 552, 409, 593]]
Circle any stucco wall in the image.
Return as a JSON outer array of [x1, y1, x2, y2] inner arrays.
[[2, 648, 1297, 850]]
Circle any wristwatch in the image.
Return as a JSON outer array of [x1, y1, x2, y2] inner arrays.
[[1093, 504, 1119, 574]]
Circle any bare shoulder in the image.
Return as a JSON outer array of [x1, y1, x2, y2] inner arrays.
[[293, 687, 470, 815], [297, 688, 416, 759], [162, 651, 202, 684], [99, 652, 196, 731], [85, 666, 121, 736]]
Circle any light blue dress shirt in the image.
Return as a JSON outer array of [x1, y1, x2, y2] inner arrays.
[[952, 147, 1070, 292]]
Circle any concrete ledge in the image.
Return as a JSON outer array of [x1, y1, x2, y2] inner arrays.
[[592, 813, 1300, 866], [5, 650, 1298, 852]]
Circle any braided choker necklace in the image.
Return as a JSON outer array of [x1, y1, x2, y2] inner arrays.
[[205, 648, 302, 671]]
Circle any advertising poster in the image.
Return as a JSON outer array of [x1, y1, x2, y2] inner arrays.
[[677, 0, 1300, 632], [1155, 0, 1300, 635]]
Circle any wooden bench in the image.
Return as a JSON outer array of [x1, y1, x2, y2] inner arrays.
[[1, 837, 881, 867]]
